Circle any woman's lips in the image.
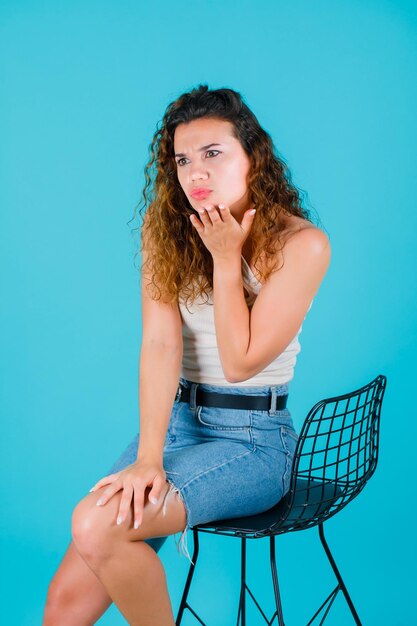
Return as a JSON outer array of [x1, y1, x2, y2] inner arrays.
[[190, 189, 212, 200]]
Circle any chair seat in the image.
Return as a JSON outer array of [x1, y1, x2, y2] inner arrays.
[[193, 478, 344, 535]]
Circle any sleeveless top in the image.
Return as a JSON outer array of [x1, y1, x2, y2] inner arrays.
[[179, 255, 314, 387]]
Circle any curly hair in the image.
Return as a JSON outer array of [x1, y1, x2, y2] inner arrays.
[[128, 84, 321, 310]]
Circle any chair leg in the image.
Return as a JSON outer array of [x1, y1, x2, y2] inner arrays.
[[270, 535, 286, 626], [236, 537, 247, 626], [318, 523, 362, 625], [175, 529, 201, 625]]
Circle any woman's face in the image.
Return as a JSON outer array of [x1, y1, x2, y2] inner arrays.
[[173, 117, 252, 221]]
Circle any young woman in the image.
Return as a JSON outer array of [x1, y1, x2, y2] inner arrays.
[[43, 85, 331, 626]]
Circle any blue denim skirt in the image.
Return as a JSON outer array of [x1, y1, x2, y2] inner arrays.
[[106, 377, 298, 564]]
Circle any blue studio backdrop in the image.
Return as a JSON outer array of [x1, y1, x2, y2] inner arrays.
[[1, 1, 416, 624]]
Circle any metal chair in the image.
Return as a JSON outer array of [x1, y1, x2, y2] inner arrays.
[[175, 374, 387, 626]]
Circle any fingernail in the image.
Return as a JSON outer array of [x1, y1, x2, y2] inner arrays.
[[249, 209, 256, 215], [117, 516, 123, 525], [89, 487, 95, 492], [96, 499, 103, 506], [150, 496, 158, 505], [134, 520, 140, 529]]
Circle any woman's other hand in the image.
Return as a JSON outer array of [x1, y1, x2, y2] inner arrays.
[[88, 458, 166, 529], [190, 203, 256, 260]]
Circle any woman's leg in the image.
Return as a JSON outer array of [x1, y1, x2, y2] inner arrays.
[[43, 529, 169, 625], [43, 539, 112, 626], [43, 428, 172, 625], [68, 481, 186, 626]]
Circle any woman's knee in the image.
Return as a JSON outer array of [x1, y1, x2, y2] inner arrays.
[[71, 481, 186, 563], [71, 491, 117, 562], [44, 579, 70, 621], [43, 576, 88, 626], [42, 541, 112, 626]]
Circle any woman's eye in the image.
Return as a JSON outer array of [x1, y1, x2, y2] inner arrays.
[[176, 150, 220, 167]]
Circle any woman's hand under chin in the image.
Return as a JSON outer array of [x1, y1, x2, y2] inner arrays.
[[189, 202, 256, 261]]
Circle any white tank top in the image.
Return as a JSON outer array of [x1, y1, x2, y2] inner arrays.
[[179, 255, 314, 387]]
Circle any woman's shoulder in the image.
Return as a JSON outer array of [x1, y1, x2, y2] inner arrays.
[[279, 215, 330, 253], [251, 216, 329, 285], [281, 214, 323, 236]]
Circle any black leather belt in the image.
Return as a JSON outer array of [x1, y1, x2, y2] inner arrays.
[[175, 383, 288, 412]]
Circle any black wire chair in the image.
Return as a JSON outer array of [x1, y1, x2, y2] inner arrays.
[[175, 374, 387, 626]]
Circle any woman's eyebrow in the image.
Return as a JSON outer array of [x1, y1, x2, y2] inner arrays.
[[174, 143, 222, 158]]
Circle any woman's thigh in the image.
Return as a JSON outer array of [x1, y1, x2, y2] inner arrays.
[[103, 434, 169, 553], [162, 377, 298, 528], [102, 377, 298, 561], [71, 479, 187, 558]]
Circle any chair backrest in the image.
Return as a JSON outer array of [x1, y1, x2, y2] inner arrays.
[[274, 374, 387, 532]]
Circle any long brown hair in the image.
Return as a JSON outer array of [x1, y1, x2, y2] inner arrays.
[[128, 84, 321, 309]]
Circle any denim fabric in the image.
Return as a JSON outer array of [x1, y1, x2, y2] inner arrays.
[[106, 376, 298, 564]]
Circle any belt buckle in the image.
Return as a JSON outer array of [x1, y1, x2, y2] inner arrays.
[[175, 384, 182, 402]]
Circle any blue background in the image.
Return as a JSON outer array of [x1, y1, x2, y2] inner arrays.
[[1, 1, 416, 624]]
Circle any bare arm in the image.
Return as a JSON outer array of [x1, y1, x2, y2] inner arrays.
[[213, 228, 331, 383], [136, 219, 183, 462], [136, 341, 182, 462], [212, 254, 250, 382], [89, 224, 183, 528]]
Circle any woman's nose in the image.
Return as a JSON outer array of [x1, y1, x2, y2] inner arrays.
[[190, 163, 209, 181]]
